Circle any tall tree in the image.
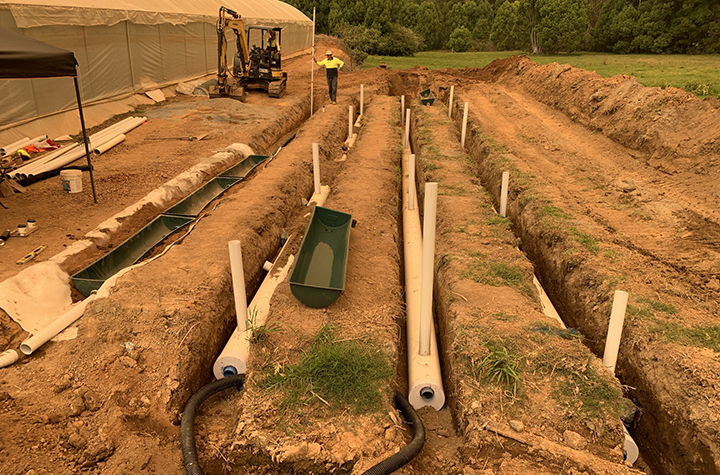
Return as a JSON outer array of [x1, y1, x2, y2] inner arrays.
[[535, 0, 589, 53], [491, 1, 530, 50]]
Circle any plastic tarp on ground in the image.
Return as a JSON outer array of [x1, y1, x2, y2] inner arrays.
[[0, 0, 312, 143]]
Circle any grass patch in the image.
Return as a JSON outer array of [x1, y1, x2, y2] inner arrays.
[[539, 204, 572, 221], [636, 296, 677, 315], [485, 215, 509, 226], [651, 323, 720, 352], [492, 312, 520, 322], [261, 326, 392, 413], [556, 365, 623, 418], [465, 255, 534, 298], [569, 227, 600, 254]]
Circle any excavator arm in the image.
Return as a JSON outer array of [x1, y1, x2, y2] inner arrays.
[[211, 7, 248, 100]]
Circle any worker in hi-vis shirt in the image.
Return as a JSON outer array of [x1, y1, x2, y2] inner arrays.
[[313, 50, 344, 104]]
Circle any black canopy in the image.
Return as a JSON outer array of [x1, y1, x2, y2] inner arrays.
[[0, 27, 77, 79], [0, 27, 97, 202]]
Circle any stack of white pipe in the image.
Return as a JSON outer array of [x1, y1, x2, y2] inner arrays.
[[402, 149, 445, 410], [9, 117, 145, 178], [1, 135, 47, 156]]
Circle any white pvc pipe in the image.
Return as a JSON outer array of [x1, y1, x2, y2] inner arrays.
[[461, 102, 469, 148], [408, 154, 416, 211], [228, 240, 248, 329], [348, 105, 354, 138], [602, 290, 629, 375], [93, 134, 125, 154], [9, 144, 78, 178], [20, 295, 97, 355], [401, 95, 405, 128], [1, 136, 31, 156], [448, 85, 454, 118], [0, 349, 18, 368], [624, 426, 639, 465], [500, 171, 509, 217], [310, 7, 315, 115], [404, 109, 411, 149], [308, 184, 330, 208], [0, 135, 47, 157], [214, 248, 295, 378], [419, 182, 438, 356], [312, 142, 321, 195], [26, 117, 145, 176], [360, 84, 364, 116], [402, 150, 444, 410]]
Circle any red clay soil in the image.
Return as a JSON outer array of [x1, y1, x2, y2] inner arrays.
[[0, 49, 719, 475]]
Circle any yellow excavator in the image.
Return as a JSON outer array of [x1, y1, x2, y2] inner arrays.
[[209, 6, 287, 100]]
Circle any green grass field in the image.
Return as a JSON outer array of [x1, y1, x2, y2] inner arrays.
[[364, 51, 720, 98]]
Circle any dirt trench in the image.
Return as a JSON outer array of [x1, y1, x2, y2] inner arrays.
[[409, 100, 638, 475], [435, 64, 720, 475]]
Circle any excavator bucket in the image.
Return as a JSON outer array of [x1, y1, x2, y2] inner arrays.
[[209, 82, 246, 102]]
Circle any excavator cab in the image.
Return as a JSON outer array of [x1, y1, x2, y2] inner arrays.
[[209, 7, 286, 101], [235, 26, 286, 97]]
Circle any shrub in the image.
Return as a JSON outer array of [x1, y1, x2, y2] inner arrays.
[[336, 24, 381, 65], [374, 23, 424, 56], [447, 26, 472, 52]]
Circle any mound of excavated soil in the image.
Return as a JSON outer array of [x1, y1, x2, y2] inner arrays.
[[461, 56, 720, 176]]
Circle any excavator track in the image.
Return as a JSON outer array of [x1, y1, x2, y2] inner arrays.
[[267, 79, 286, 98]]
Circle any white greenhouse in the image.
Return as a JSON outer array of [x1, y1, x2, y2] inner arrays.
[[0, 0, 312, 143]]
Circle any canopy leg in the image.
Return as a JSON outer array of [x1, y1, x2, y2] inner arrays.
[[74, 75, 98, 204]]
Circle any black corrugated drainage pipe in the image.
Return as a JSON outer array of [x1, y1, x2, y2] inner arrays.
[[180, 374, 246, 475], [362, 392, 426, 475]]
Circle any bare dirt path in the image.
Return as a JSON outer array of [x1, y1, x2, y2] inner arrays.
[[464, 83, 720, 285]]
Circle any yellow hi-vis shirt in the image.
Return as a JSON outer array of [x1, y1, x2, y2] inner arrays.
[[316, 57, 344, 77]]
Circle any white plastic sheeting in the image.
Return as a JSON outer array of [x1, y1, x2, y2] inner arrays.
[[0, 0, 312, 143]]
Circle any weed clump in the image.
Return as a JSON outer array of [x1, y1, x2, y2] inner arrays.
[[262, 326, 392, 414]]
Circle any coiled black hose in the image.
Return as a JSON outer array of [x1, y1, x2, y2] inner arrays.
[[362, 392, 426, 475], [180, 374, 246, 475]]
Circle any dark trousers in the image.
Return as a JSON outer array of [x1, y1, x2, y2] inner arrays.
[[326, 75, 338, 102]]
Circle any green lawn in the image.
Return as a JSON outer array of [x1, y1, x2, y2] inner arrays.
[[364, 51, 720, 98]]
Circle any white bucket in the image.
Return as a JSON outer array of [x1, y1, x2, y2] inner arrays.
[[60, 169, 82, 193]]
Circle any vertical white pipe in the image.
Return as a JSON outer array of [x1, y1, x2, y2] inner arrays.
[[500, 171, 509, 217], [408, 154, 416, 211], [461, 102, 469, 148], [310, 8, 316, 115], [419, 182, 438, 356], [405, 109, 411, 149], [228, 240, 248, 329], [312, 142, 321, 196], [349, 105, 354, 138], [448, 85, 454, 118], [401, 95, 405, 128], [360, 84, 364, 116], [603, 290, 629, 374]]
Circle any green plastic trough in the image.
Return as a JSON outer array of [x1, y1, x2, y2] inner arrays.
[[419, 88, 435, 106], [164, 177, 240, 217], [289, 206, 353, 308], [71, 215, 193, 296], [219, 154, 269, 178]]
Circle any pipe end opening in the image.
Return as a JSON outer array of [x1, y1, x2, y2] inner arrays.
[[222, 366, 238, 378], [19, 344, 32, 356], [420, 386, 434, 401]]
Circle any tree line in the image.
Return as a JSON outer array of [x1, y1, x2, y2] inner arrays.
[[288, 0, 720, 59]]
